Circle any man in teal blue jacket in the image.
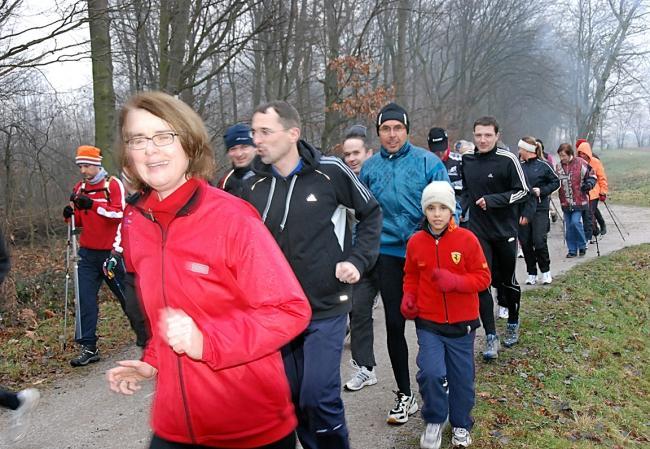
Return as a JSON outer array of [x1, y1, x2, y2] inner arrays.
[[360, 102, 452, 426]]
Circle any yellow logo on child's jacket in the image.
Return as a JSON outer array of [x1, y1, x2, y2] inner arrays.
[[451, 252, 462, 264]]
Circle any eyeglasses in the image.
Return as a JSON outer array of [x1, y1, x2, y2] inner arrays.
[[125, 132, 178, 150], [378, 124, 406, 135], [251, 127, 288, 139]]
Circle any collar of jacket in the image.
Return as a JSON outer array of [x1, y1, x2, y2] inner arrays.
[[134, 178, 205, 222], [251, 139, 320, 177], [476, 146, 498, 157], [379, 140, 412, 159], [422, 217, 457, 239]]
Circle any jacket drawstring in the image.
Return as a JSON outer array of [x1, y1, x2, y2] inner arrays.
[[261, 177, 276, 223], [280, 175, 298, 231]]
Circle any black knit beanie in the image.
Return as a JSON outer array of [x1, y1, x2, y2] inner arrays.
[[376, 102, 409, 134]]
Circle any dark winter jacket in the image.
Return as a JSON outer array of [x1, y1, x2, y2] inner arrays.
[[460, 147, 530, 240], [556, 156, 596, 211], [242, 140, 382, 320], [520, 157, 560, 212], [0, 227, 9, 284], [444, 151, 464, 195], [217, 165, 255, 199]]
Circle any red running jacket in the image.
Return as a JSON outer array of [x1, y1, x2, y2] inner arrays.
[[70, 176, 125, 250], [404, 222, 491, 324], [122, 179, 311, 448]]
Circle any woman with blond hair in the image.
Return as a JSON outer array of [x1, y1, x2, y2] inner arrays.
[[106, 91, 311, 449]]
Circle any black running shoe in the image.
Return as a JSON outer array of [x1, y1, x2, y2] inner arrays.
[[70, 345, 100, 367]]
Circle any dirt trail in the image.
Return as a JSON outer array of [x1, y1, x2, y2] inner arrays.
[[4, 204, 648, 449]]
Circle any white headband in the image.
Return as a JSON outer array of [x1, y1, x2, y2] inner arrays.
[[518, 140, 537, 153]]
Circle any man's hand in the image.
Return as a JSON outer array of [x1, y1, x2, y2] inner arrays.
[[160, 308, 203, 360], [400, 292, 418, 320], [519, 216, 529, 226], [335, 261, 360, 284], [532, 187, 541, 197], [103, 252, 122, 279], [73, 194, 93, 210], [475, 197, 487, 210], [63, 205, 74, 219], [107, 360, 157, 395]]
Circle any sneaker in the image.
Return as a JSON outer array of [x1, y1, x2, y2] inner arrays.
[[420, 421, 447, 449], [344, 360, 377, 391], [7, 388, 40, 443], [579, 248, 587, 256], [387, 391, 418, 425], [541, 271, 552, 284], [503, 323, 519, 347], [483, 334, 500, 360], [451, 427, 473, 447], [525, 274, 537, 285], [566, 252, 577, 258], [498, 306, 509, 319], [70, 345, 100, 367]]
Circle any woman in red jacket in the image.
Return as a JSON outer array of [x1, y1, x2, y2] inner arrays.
[[106, 91, 311, 449], [401, 181, 491, 449]]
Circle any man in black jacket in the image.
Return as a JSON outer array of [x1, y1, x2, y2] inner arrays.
[[217, 123, 256, 197], [461, 116, 530, 359], [242, 101, 382, 449]]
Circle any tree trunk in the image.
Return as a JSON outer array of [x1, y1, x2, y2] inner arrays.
[[88, 0, 117, 172]]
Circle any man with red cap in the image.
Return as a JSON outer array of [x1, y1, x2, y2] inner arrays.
[[63, 145, 128, 367]]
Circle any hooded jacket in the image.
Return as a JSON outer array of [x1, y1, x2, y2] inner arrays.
[[556, 156, 596, 211], [359, 141, 451, 258], [520, 157, 560, 212], [122, 179, 311, 448], [576, 142, 608, 201], [460, 146, 530, 240], [404, 221, 491, 334], [242, 140, 382, 320]]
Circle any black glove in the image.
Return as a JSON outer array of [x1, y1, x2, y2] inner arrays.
[[580, 183, 591, 193], [63, 205, 74, 219], [103, 252, 123, 279], [73, 194, 94, 210]]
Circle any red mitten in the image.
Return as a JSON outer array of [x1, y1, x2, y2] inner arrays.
[[599, 193, 606, 202], [431, 268, 461, 293], [400, 292, 418, 320]]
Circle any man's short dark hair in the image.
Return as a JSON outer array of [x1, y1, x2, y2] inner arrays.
[[254, 101, 301, 130], [473, 116, 500, 134]]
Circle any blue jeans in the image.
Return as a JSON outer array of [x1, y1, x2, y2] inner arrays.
[[416, 328, 476, 430], [75, 248, 126, 346], [563, 210, 587, 254], [282, 314, 350, 449]]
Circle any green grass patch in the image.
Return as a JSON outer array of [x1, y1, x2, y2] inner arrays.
[[599, 148, 650, 207], [473, 244, 650, 448]]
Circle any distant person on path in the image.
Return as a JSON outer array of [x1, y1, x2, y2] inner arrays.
[[62, 145, 131, 367], [106, 92, 311, 449], [517, 137, 560, 285], [360, 102, 452, 425], [217, 123, 256, 198], [242, 101, 382, 449], [0, 227, 40, 444], [576, 140, 608, 242], [341, 124, 380, 392], [460, 116, 530, 356], [556, 143, 596, 258], [401, 181, 491, 449]]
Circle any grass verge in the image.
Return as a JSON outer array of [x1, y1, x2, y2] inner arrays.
[[473, 243, 649, 448], [599, 149, 650, 208]]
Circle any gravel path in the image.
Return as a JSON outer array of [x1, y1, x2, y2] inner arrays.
[[4, 204, 649, 449]]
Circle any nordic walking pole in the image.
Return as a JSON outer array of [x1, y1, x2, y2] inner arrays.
[[550, 197, 564, 224], [602, 201, 627, 241], [61, 218, 72, 350]]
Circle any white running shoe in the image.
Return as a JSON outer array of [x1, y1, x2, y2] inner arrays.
[[387, 391, 418, 425], [498, 306, 509, 319], [420, 421, 447, 449], [525, 274, 537, 285], [344, 360, 377, 391], [541, 271, 553, 284], [451, 427, 473, 447], [7, 388, 40, 443]]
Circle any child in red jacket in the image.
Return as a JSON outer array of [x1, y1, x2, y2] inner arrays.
[[401, 181, 491, 449]]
